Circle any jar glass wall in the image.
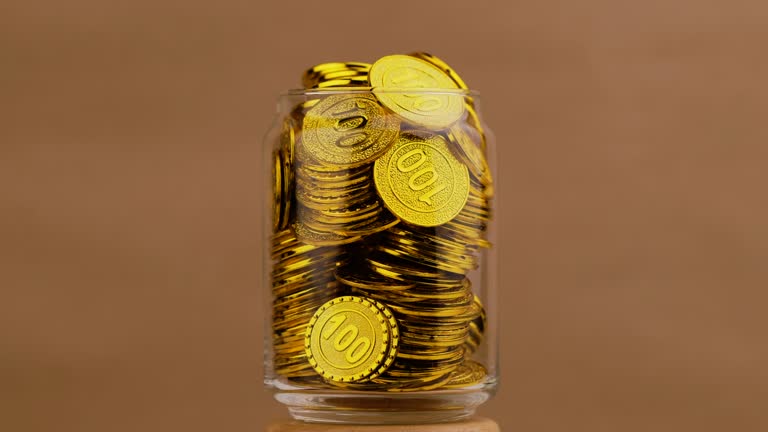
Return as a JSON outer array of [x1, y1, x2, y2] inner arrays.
[[262, 89, 498, 424]]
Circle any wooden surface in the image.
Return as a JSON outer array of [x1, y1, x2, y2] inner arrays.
[[267, 417, 499, 432]]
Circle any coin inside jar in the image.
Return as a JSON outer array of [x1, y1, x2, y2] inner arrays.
[[270, 52, 494, 393], [369, 54, 465, 129], [301, 94, 400, 168], [305, 295, 399, 383], [374, 131, 469, 227], [302, 62, 371, 89], [409, 51, 469, 90], [272, 150, 283, 232]]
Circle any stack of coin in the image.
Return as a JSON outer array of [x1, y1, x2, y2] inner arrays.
[[337, 260, 480, 391], [273, 118, 296, 232], [271, 229, 344, 378], [269, 52, 493, 391], [464, 295, 487, 355], [302, 62, 371, 89], [436, 180, 492, 250], [291, 93, 402, 246], [294, 163, 396, 247], [443, 359, 488, 389]]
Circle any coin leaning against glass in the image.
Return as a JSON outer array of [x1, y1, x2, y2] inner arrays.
[[301, 94, 400, 168], [305, 295, 399, 383], [369, 54, 465, 129], [374, 131, 469, 227], [272, 150, 283, 232], [447, 123, 493, 188], [278, 118, 296, 230]]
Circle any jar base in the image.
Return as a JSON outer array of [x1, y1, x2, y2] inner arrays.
[[275, 389, 490, 425]]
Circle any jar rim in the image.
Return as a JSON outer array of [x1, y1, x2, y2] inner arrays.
[[282, 87, 480, 97]]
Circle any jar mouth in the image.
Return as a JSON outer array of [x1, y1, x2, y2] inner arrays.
[[283, 87, 480, 97]]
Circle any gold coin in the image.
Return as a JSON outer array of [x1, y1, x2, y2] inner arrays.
[[465, 103, 487, 152], [367, 297, 400, 379], [272, 150, 283, 233], [296, 187, 371, 212], [273, 286, 332, 311], [374, 131, 469, 227], [305, 62, 370, 74], [408, 52, 469, 90], [271, 250, 338, 279], [304, 296, 399, 383], [472, 294, 486, 332], [378, 232, 478, 274], [388, 302, 472, 319], [373, 371, 455, 392], [443, 360, 487, 389], [302, 62, 371, 88], [399, 336, 466, 349], [395, 349, 465, 363], [336, 210, 399, 236], [296, 169, 371, 193], [447, 124, 492, 188], [320, 70, 369, 80], [376, 243, 472, 275], [286, 375, 334, 388], [465, 295, 486, 355], [289, 99, 321, 126], [366, 253, 455, 281], [369, 54, 465, 129], [314, 78, 370, 88], [335, 265, 414, 291], [273, 339, 307, 354], [293, 221, 361, 247], [301, 94, 400, 167], [279, 118, 296, 229]]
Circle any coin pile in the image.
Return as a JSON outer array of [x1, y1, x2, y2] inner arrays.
[[271, 229, 344, 378], [302, 62, 371, 89], [337, 262, 480, 391], [270, 53, 493, 392]]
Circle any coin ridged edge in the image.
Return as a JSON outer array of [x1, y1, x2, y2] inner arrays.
[[304, 296, 394, 383]]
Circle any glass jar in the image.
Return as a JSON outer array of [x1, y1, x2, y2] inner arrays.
[[262, 89, 498, 424]]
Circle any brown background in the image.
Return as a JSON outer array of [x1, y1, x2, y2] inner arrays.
[[2, 0, 767, 431]]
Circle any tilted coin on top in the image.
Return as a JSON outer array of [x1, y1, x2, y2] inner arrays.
[[409, 51, 469, 90], [369, 54, 466, 129]]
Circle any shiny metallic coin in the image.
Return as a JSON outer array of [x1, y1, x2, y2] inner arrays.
[[446, 124, 492, 188], [302, 94, 400, 167], [370, 54, 465, 129], [294, 221, 361, 247], [314, 78, 371, 88], [374, 131, 469, 227], [305, 296, 399, 383], [272, 150, 283, 233], [408, 52, 469, 90], [443, 360, 487, 389], [279, 118, 297, 229]]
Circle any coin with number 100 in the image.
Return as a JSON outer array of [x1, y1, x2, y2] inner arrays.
[[374, 131, 469, 227], [305, 296, 399, 383]]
